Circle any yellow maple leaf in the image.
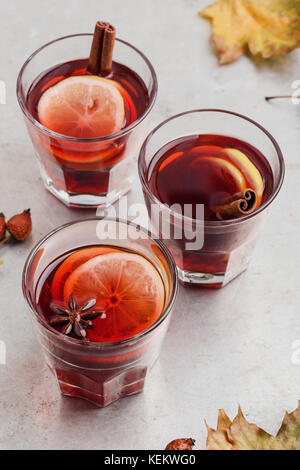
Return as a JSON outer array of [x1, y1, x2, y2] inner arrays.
[[199, 0, 300, 64], [206, 401, 300, 450]]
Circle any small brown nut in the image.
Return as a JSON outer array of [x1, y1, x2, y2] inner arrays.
[[165, 438, 195, 450], [0, 213, 6, 240], [7, 209, 32, 241]]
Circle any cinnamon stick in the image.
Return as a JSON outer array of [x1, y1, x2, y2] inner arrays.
[[217, 189, 257, 219], [87, 21, 116, 76]]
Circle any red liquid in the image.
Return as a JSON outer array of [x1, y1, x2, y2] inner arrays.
[[36, 245, 165, 342], [34, 245, 167, 406], [146, 134, 274, 285], [26, 59, 149, 196]]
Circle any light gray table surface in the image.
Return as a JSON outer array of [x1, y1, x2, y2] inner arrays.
[[0, 0, 300, 450]]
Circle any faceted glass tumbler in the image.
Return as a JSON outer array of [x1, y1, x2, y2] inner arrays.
[[22, 218, 178, 407], [138, 109, 285, 288], [17, 34, 157, 208]]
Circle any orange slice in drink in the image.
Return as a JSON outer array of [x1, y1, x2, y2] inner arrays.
[[51, 247, 117, 301], [64, 251, 165, 342], [37, 75, 125, 138], [48, 142, 126, 172], [224, 148, 264, 207], [198, 156, 247, 192]]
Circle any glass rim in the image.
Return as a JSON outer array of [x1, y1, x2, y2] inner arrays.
[[138, 108, 285, 227], [22, 217, 178, 349], [16, 33, 158, 143]]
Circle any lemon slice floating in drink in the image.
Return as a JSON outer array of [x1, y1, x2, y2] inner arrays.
[[191, 145, 264, 209], [63, 251, 165, 342], [199, 156, 247, 192], [224, 148, 264, 207], [51, 246, 118, 301], [37, 75, 125, 138]]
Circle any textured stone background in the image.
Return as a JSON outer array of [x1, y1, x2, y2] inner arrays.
[[0, 0, 299, 450]]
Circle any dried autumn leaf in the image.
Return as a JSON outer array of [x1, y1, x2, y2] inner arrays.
[[206, 401, 300, 450], [199, 0, 300, 64]]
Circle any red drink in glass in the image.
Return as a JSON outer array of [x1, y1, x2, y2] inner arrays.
[[139, 110, 284, 287], [147, 134, 273, 277], [26, 59, 149, 197], [22, 219, 177, 407], [17, 35, 157, 208]]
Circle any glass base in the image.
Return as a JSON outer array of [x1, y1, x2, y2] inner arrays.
[[49, 363, 147, 407], [177, 266, 246, 288], [42, 173, 133, 209], [177, 266, 225, 288], [58, 375, 146, 408]]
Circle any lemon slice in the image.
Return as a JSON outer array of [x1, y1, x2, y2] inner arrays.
[[200, 156, 247, 192], [224, 148, 264, 206], [37, 75, 125, 138], [64, 251, 165, 342], [51, 247, 118, 302]]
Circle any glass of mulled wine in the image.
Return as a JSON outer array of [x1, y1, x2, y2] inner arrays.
[[22, 218, 177, 407], [138, 109, 284, 288], [17, 34, 157, 208]]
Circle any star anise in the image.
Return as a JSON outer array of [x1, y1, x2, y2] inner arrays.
[[49, 295, 102, 341]]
